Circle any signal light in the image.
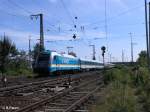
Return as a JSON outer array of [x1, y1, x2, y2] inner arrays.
[[73, 34, 76, 39], [101, 46, 106, 57]]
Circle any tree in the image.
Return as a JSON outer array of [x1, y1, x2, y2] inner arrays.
[[32, 43, 45, 60], [8, 50, 29, 73], [137, 50, 147, 66], [0, 36, 17, 74], [32, 43, 40, 60]]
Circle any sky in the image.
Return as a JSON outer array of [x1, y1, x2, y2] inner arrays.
[[0, 0, 148, 62]]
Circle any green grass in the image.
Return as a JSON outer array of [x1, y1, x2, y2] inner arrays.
[[91, 66, 141, 112], [5, 68, 33, 77]]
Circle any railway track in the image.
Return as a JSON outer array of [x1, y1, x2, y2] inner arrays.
[[0, 77, 65, 96], [16, 76, 103, 112], [0, 71, 100, 96], [0, 72, 103, 112]]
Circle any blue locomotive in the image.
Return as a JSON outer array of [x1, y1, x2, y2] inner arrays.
[[33, 50, 104, 75]]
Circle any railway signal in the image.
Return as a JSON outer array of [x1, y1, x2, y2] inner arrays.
[[73, 34, 76, 39], [101, 46, 106, 57], [101, 46, 106, 65]]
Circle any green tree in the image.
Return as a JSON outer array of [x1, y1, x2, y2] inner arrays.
[[137, 51, 147, 66], [32, 43, 40, 60], [32, 43, 45, 60], [0, 36, 17, 74], [7, 50, 30, 75]]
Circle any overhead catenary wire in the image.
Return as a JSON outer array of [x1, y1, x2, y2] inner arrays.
[[6, 0, 141, 37], [30, 0, 66, 30], [30, 0, 63, 24], [6, 0, 66, 34], [104, 0, 108, 39], [0, 8, 26, 17], [0, 7, 143, 34], [92, 22, 145, 30], [60, 0, 75, 25], [59, 0, 81, 36], [104, 0, 109, 63], [84, 4, 145, 27], [7, 0, 32, 14], [0, 10, 33, 32], [0, 0, 146, 44]]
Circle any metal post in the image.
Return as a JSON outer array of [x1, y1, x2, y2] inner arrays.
[[145, 0, 149, 67], [30, 14, 44, 52], [129, 32, 134, 63], [122, 49, 124, 63], [40, 14, 44, 50], [148, 2, 150, 68], [28, 36, 31, 67], [89, 45, 96, 60], [103, 56, 105, 66], [93, 45, 96, 60], [109, 53, 111, 63]]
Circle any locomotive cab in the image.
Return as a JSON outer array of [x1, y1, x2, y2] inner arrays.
[[33, 51, 50, 74]]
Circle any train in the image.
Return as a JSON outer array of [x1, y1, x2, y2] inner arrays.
[[33, 50, 112, 75]]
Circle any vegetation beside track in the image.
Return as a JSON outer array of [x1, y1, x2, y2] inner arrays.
[[91, 65, 150, 112], [0, 36, 35, 76]]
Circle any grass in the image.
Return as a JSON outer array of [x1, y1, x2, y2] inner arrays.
[[4, 68, 33, 77], [91, 65, 142, 112]]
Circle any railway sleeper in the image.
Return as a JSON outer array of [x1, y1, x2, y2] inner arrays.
[[14, 78, 101, 112], [48, 103, 69, 106], [75, 110, 89, 112]]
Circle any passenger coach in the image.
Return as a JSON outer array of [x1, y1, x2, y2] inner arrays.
[[80, 59, 104, 71]]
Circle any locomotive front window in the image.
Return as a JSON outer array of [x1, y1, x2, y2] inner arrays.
[[38, 54, 49, 61], [53, 56, 57, 60]]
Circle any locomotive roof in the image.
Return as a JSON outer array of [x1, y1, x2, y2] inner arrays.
[[51, 51, 78, 59]]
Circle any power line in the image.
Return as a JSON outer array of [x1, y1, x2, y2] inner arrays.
[[60, 0, 75, 25], [31, 0, 60, 27], [59, 1, 81, 32], [7, 0, 32, 14], [104, 0, 108, 39], [6, 0, 82, 36], [92, 22, 145, 31], [31, 0, 63, 23], [85, 4, 144, 27], [59, 0, 83, 38], [0, 8, 23, 17], [7, 0, 62, 33]]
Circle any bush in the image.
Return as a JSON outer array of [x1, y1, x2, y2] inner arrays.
[[92, 80, 138, 112], [5, 68, 32, 76], [92, 66, 138, 112]]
